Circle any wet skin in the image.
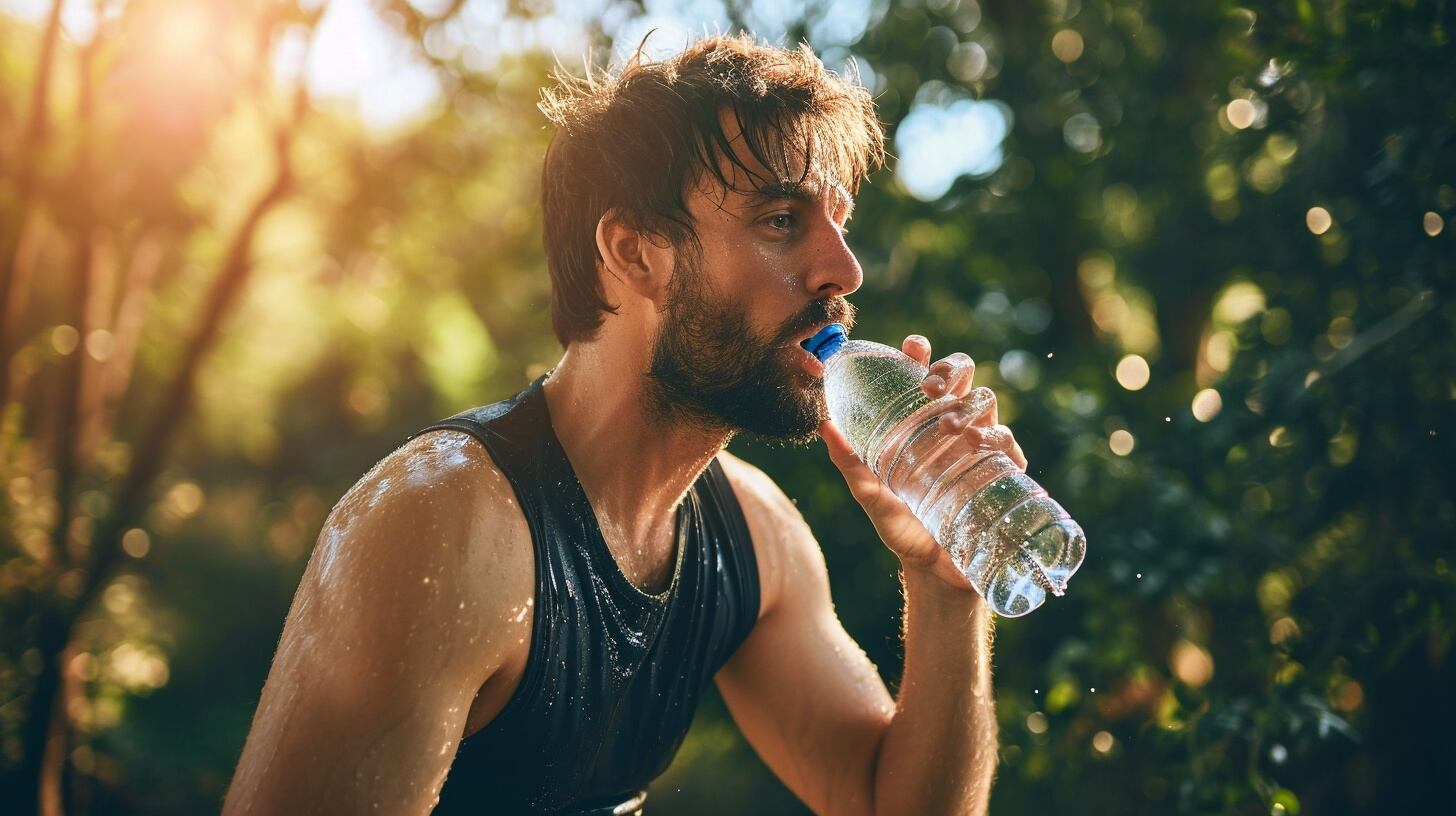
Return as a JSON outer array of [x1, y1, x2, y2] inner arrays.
[[223, 116, 1020, 815]]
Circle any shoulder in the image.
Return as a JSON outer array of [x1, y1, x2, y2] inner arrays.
[[320, 429, 531, 581], [715, 450, 829, 619], [301, 429, 535, 679]]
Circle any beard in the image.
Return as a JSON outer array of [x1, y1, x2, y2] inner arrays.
[[646, 249, 856, 445]]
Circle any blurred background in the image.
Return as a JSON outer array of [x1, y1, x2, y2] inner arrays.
[[0, 0, 1452, 813]]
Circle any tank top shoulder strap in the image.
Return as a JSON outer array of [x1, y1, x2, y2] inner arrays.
[[696, 456, 762, 657], [406, 379, 536, 459]]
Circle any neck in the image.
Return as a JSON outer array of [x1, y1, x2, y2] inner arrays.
[[541, 339, 731, 553]]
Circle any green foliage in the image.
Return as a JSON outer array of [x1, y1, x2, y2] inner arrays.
[[708, 1, 1453, 814]]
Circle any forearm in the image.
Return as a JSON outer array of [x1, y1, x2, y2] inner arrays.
[[871, 565, 997, 816]]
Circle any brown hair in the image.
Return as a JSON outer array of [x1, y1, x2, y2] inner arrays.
[[537, 33, 885, 347]]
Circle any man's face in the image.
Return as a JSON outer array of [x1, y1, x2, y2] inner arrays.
[[645, 134, 863, 444]]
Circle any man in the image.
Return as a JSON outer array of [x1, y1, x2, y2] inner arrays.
[[224, 34, 1025, 815]]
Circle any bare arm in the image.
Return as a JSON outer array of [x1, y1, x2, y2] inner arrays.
[[873, 567, 996, 814], [718, 337, 1011, 815], [223, 432, 532, 815]]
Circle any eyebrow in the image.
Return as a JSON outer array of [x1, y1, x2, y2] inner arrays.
[[746, 179, 855, 221]]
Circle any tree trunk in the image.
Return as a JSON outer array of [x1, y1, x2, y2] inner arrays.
[[0, 0, 66, 412], [10, 605, 70, 816]]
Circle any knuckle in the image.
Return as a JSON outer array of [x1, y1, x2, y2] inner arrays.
[[959, 389, 993, 413]]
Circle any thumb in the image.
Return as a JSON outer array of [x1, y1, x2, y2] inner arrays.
[[819, 419, 893, 508], [819, 419, 862, 471]]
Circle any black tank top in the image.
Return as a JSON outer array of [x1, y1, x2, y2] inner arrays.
[[408, 376, 761, 815]]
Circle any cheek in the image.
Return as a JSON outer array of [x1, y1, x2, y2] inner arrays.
[[745, 243, 800, 291]]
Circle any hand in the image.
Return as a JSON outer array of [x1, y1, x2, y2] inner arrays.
[[819, 334, 1028, 592]]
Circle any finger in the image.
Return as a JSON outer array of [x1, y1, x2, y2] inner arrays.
[[966, 386, 998, 426], [978, 424, 1026, 469], [819, 420, 891, 506], [821, 420, 941, 564], [989, 424, 1028, 470], [951, 422, 1022, 462], [902, 334, 932, 367], [818, 418, 862, 470], [924, 352, 976, 399], [938, 410, 969, 434], [932, 390, 996, 434], [1009, 440, 1028, 470]]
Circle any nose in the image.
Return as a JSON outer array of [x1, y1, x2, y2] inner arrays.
[[804, 220, 863, 298]]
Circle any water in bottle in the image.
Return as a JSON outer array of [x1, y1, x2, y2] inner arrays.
[[804, 323, 1085, 617]]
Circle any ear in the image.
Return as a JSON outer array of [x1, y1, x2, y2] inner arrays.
[[596, 209, 673, 304]]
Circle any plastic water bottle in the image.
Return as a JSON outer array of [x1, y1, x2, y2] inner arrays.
[[805, 324, 1085, 617]]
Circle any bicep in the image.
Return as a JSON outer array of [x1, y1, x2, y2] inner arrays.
[[714, 471, 893, 815], [227, 592, 481, 815]]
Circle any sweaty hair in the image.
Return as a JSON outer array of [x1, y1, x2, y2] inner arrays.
[[537, 33, 886, 347]]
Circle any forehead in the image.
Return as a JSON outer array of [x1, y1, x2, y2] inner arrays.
[[685, 108, 854, 218]]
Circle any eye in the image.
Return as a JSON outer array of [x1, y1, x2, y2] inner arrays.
[[764, 212, 796, 232]]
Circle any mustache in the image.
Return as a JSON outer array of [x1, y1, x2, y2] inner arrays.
[[777, 296, 857, 345]]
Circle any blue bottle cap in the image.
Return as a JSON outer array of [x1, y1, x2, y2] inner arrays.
[[801, 323, 848, 362]]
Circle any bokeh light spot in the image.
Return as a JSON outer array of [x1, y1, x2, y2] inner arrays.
[[122, 528, 152, 559], [1115, 354, 1150, 390], [1332, 679, 1364, 712], [1306, 206, 1333, 235], [947, 41, 988, 82], [1063, 112, 1101, 153], [51, 325, 80, 355], [1226, 98, 1256, 129], [1026, 712, 1049, 733], [1191, 388, 1223, 422], [1092, 730, 1115, 753], [1051, 29, 1084, 63], [1109, 429, 1135, 456], [166, 482, 205, 519], [85, 329, 116, 362], [895, 97, 1012, 200], [1423, 211, 1444, 236], [1269, 616, 1300, 644], [1213, 281, 1266, 325], [1170, 640, 1215, 688]]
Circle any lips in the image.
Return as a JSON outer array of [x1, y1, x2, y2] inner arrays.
[[794, 321, 837, 350], [785, 297, 854, 352], [791, 342, 826, 377]]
